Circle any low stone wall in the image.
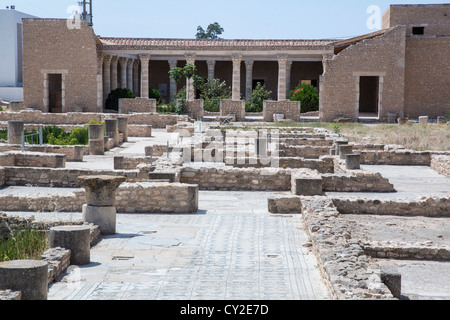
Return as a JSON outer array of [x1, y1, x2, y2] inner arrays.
[[118, 98, 157, 114], [0, 182, 198, 214], [0, 151, 66, 168], [263, 100, 301, 122], [220, 100, 245, 121], [180, 166, 297, 191], [332, 196, 450, 217], [431, 154, 450, 177], [2, 167, 148, 187], [114, 155, 160, 170], [279, 145, 332, 159], [359, 150, 431, 166], [0, 167, 5, 187], [322, 172, 395, 192], [282, 137, 334, 147], [362, 241, 450, 261], [183, 100, 204, 120], [0, 144, 86, 162]]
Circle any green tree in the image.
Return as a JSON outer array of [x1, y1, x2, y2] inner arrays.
[[105, 88, 136, 111], [168, 63, 204, 102], [197, 79, 232, 112], [196, 22, 224, 39]]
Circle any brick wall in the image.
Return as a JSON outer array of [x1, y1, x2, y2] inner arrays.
[[22, 19, 99, 112], [118, 98, 157, 114], [320, 26, 407, 122], [404, 37, 450, 119]]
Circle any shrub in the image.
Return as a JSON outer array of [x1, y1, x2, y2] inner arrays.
[[149, 88, 163, 106], [245, 82, 272, 113], [0, 229, 48, 262], [105, 88, 136, 111], [289, 83, 319, 113], [197, 79, 232, 112], [43, 125, 89, 145]]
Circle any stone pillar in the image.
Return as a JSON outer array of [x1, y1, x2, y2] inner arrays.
[[345, 153, 361, 170], [117, 117, 129, 142], [245, 59, 254, 101], [418, 116, 429, 125], [79, 175, 126, 235], [339, 145, 353, 160], [119, 57, 128, 89], [49, 225, 91, 266], [133, 60, 140, 97], [277, 53, 288, 101], [0, 260, 48, 300], [291, 175, 323, 196], [96, 54, 104, 112], [334, 139, 349, 155], [105, 119, 119, 148], [139, 54, 150, 98], [231, 53, 242, 101], [127, 59, 134, 92], [169, 59, 178, 101], [103, 55, 112, 103], [8, 121, 24, 145], [207, 60, 216, 81], [185, 53, 196, 101], [286, 61, 293, 98], [110, 56, 119, 91], [89, 123, 105, 155]]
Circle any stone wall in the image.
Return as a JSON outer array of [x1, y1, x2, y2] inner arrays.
[[183, 100, 204, 120], [0, 182, 199, 214], [0, 167, 5, 187], [332, 196, 450, 217], [278, 145, 332, 159], [320, 26, 407, 122], [0, 151, 66, 168], [431, 154, 450, 177], [118, 98, 157, 114], [322, 172, 395, 193], [220, 100, 245, 121], [263, 100, 301, 122], [359, 150, 431, 166]]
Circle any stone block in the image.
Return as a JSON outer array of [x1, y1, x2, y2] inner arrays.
[[89, 139, 104, 155], [291, 175, 323, 196], [7, 121, 24, 145], [78, 175, 126, 207], [380, 266, 402, 299], [418, 116, 428, 125], [339, 145, 353, 160], [346, 153, 361, 170]]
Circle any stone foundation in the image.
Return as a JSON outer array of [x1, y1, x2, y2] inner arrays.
[[118, 98, 157, 114], [0, 151, 66, 168], [263, 100, 301, 122], [431, 154, 450, 177]]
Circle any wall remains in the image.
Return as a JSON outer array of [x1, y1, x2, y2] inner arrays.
[[118, 98, 157, 114], [263, 100, 301, 122], [431, 154, 450, 177], [220, 100, 246, 121]]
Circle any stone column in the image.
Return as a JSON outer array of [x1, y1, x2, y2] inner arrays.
[[110, 56, 119, 91], [127, 59, 134, 92], [103, 55, 112, 103], [119, 57, 128, 89], [139, 54, 151, 98], [105, 119, 119, 148], [88, 123, 104, 155], [168, 59, 178, 101], [231, 53, 242, 101], [185, 53, 196, 101], [245, 59, 254, 101], [8, 121, 24, 145], [286, 61, 293, 98], [277, 53, 288, 101], [96, 54, 104, 112], [49, 225, 91, 266], [78, 175, 126, 235], [133, 59, 140, 97], [207, 60, 216, 81], [117, 117, 129, 142], [0, 260, 48, 300]]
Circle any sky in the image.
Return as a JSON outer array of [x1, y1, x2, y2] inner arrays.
[[1, 0, 449, 39]]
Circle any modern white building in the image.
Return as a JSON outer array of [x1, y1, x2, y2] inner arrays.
[[0, 8, 37, 102]]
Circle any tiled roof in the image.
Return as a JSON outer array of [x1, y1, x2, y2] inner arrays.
[[98, 37, 335, 50]]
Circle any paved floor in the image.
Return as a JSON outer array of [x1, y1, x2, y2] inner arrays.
[[47, 191, 330, 300]]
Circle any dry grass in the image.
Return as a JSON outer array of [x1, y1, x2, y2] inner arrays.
[[339, 123, 450, 151]]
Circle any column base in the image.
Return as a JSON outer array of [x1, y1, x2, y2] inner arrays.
[[82, 205, 117, 235]]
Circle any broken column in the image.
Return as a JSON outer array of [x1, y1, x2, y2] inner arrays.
[[105, 119, 119, 148], [49, 225, 91, 266], [88, 123, 104, 155], [334, 139, 348, 156], [78, 175, 126, 235], [8, 121, 24, 145], [0, 260, 48, 300], [117, 117, 129, 142]]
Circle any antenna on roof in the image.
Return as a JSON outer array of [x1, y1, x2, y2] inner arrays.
[[78, 0, 93, 26]]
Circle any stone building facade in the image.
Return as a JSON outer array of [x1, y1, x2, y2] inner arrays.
[[22, 4, 450, 122]]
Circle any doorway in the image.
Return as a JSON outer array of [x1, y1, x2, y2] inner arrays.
[[48, 74, 63, 113], [359, 76, 379, 116]]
